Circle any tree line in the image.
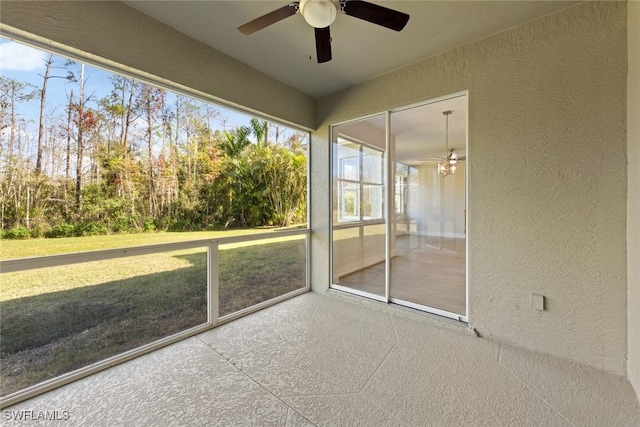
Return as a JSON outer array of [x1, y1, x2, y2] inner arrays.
[[0, 55, 307, 239]]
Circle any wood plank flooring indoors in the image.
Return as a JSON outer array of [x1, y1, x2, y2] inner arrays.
[[336, 237, 466, 315]]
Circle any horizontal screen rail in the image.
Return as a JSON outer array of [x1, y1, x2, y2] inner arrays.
[[333, 220, 385, 230], [0, 229, 309, 274]]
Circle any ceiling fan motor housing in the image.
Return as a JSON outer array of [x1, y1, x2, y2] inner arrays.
[[300, 0, 339, 28], [237, 0, 409, 63]]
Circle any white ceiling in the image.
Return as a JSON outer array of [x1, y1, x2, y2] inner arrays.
[[125, 1, 577, 98], [124, 1, 575, 158]]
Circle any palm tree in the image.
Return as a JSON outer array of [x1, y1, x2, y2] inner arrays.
[[219, 126, 252, 157], [249, 118, 268, 145]]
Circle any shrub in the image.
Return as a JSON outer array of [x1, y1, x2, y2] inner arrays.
[[169, 219, 194, 232], [143, 220, 156, 232], [152, 216, 175, 232], [2, 226, 31, 240], [46, 223, 76, 238], [29, 225, 44, 239], [75, 221, 108, 237]]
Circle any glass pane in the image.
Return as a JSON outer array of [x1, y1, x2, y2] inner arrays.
[[340, 156, 360, 181], [390, 98, 467, 315], [332, 223, 386, 296], [218, 235, 306, 317], [362, 146, 383, 183], [336, 141, 361, 181], [0, 248, 208, 397], [338, 181, 360, 222], [331, 114, 386, 298], [362, 184, 384, 220]]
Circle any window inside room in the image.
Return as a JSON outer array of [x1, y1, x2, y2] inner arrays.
[[335, 137, 384, 223]]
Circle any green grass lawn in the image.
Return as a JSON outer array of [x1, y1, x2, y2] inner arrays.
[[0, 230, 307, 397]]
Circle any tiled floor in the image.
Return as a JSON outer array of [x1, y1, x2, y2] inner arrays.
[[4, 292, 640, 426]]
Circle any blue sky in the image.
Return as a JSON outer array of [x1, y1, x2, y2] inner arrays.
[[1, 38, 112, 121], [0, 37, 258, 132]]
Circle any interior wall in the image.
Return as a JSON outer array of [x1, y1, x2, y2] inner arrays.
[[0, 1, 315, 130], [415, 163, 466, 241], [313, 1, 628, 375], [627, 0, 640, 400]]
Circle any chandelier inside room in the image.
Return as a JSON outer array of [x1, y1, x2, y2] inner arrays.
[[438, 110, 458, 177]]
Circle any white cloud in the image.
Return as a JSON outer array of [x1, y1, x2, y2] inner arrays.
[[0, 41, 46, 72]]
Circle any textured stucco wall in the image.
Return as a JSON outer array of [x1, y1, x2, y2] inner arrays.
[[0, 0, 631, 379], [0, 1, 315, 130], [313, 1, 628, 374], [628, 0, 640, 399]]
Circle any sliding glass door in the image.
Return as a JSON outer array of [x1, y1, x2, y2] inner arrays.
[[330, 94, 468, 321]]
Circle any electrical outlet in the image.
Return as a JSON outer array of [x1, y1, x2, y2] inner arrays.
[[531, 293, 545, 311]]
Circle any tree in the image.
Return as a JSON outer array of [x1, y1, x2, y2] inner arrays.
[[0, 46, 308, 236], [100, 75, 138, 150], [218, 126, 252, 157], [64, 89, 74, 199], [97, 76, 140, 210], [118, 77, 138, 149], [198, 126, 307, 229], [250, 143, 306, 226], [0, 77, 38, 229], [0, 77, 37, 168], [250, 118, 268, 145], [75, 65, 85, 210], [35, 55, 74, 175], [73, 64, 97, 211], [137, 83, 165, 217]]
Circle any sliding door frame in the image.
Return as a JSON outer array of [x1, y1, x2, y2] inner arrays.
[[329, 91, 469, 323]]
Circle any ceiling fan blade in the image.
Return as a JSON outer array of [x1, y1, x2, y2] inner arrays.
[[342, 0, 409, 32], [315, 26, 332, 63], [238, 3, 299, 35], [418, 157, 445, 163]]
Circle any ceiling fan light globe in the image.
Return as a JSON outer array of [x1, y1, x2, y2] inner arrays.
[[300, 0, 338, 28]]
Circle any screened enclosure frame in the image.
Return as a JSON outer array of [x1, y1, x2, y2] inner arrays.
[[0, 29, 313, 409]]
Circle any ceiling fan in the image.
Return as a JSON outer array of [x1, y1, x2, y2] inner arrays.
[[444, 149, 466, 162], [418, 149, 466, 164], [237, 0, 410, 63]]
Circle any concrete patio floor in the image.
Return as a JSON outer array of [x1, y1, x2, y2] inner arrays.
[[4, 291, 639, 426]]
